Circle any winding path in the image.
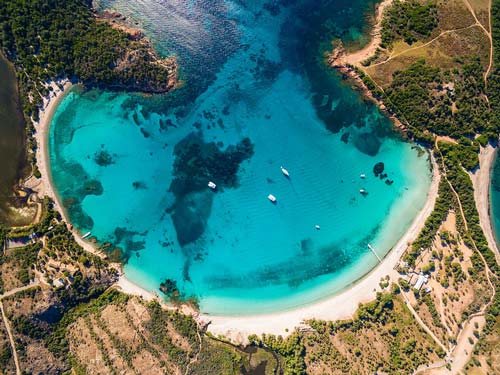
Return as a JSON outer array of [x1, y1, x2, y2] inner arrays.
[[364, 0, 494, 86], [399, 288, 448, 353], [412, 143, 498, 374], [368, 24, 481, 69], [0, 302, 20, 375], [0, 281, 40, 375], [461, 0, 494, 82]]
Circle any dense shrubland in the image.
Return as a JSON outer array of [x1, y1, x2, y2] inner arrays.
[[249, 291, 442, 375], [381, 0, 438, 47], [0, 0, 176, 175]]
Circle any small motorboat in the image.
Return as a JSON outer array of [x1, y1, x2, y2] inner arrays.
[[359, 189, 367, 195], [268, 194, 277, 203], [315, 225, 321, 230], [280, 166, 290, 177], [208, 181, 217, 190], [82, 231, 92, 239], [360, 174, 366, 179]]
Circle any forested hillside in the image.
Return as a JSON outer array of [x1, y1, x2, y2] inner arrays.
[[0, 0, 177, 176], [0, 0, 176, 116]]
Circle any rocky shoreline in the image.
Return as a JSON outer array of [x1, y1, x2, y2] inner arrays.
[[94, 10, 179, 94], [327, 44, 408, 137]]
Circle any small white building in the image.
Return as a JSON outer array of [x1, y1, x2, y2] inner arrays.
[[53, 278, 66, 288], [414, 274, 428, 291]]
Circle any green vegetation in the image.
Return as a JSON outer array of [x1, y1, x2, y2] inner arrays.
[[405, 179, 452, 265], [254, 333, 305, 375], [384, 59, 495, 147], [47, 289, 129, 357], [469, 284, 500, 372], [438, 142, 500, 275], [0, 0, 176, 173], [145, 301, 193, 367], [475, 16, 500, 370], [305, 292, 441, 374], [247, 292, 442, 375], [381, 0, 438, 47], [0, 344, 12, 369], [488, 0, 500, 130]]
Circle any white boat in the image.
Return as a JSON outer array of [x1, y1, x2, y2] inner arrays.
[[82, 232, 91, 239], [360, 174, 366, 179], [268, 194, 277, 203], [280, 166, 290, 177], [315, 225, 321, 230], [359, 189, 367, 194], [208, 181, 217, 190]]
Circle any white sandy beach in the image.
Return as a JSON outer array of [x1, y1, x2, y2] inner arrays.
[[27, 81, 107, 259], [339, 0, 393, 66], [471, 145, 500, 263], [27, 80, 70, 207], [32, 85, 443, 343], [202, 158, 441, 343]]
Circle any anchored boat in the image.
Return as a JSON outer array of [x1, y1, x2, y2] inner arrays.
[[268, 194, 277, 203], [280, 166, 290, 177]]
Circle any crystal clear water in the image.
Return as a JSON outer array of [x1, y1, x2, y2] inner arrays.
[[49, 0, 432, 315], [490, 151, 500, 247]]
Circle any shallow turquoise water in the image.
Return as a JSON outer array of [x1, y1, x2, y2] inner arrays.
[[490, 151, 500, 247], [49, 0, 431, 315]]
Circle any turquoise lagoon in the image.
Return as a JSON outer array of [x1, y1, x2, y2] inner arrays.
[[49, 0, 432, 315]]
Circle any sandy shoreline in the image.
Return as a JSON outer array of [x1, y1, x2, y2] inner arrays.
[[27, 81, 107, 259], [338, 0, 392, 66], [203, 157, 441, 343], [30, 78, 444, 344], [30, 83, 198, 312], [471, 145, 500, 263]]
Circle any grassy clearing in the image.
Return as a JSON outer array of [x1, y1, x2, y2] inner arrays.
[[363, 0, 490, 87], [435, 0, 476, 31], [367, 25, 489, 86]]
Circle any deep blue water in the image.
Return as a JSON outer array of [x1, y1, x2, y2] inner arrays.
[[49, 0, 431, 314]]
